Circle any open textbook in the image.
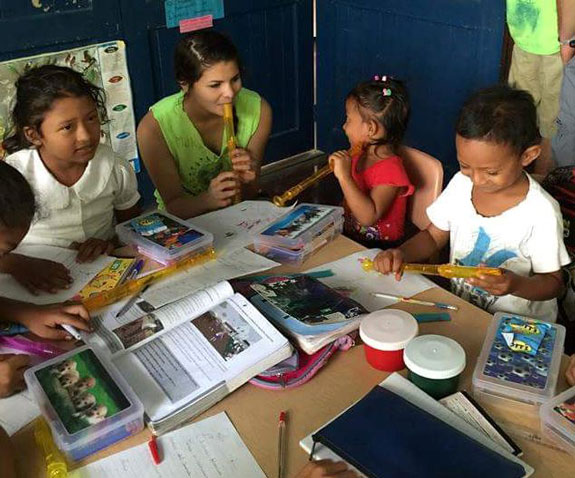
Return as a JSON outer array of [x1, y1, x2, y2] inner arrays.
[[83, 282, 292, 435]]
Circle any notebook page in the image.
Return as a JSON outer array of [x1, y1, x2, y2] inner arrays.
[[69, 412, 266, 478]]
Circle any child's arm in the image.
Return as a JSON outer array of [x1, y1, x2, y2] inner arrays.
[[468, 270, 564, 300], [374, 225, 450, 280], [137, 112, 238, 219], [295, 460, 358, 478], [0, 298, 91, 340], [331, 151, 399, 226], [566, 354, 575, 386], [0, 424, 18, 478], [0, 254, 72, 294], [115, 205, 140, 224], [559, 0, 575, 64], [231, 99, 273, 199], [71, 239, 115, 263], [0, 354, 29, 398]]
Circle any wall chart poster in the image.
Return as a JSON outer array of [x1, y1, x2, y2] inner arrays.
[[0, 40, 140, 172]]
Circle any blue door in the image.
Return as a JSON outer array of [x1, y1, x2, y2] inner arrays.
[[316, 0, 506, 178]]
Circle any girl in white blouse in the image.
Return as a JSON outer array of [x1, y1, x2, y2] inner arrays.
[[1, 65, 140, 294]]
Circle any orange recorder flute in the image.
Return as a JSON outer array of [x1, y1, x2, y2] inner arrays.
[[272, 144, 364, 207], [223, 103, 242, 204]]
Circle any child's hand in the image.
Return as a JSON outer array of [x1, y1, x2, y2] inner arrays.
[[329, 150, 352, 181], [230, 148, 257, 184], [13, 302, 91, 340], [71, 238, 114, 263], [373, 249, 406, 281], [0, 354, 29, 398], [467, 269, 520, 296], [7, 255, 72, 295], [204, 171, 240, 209], [566, 355, 575, 387], [295, 460, 358, 478]]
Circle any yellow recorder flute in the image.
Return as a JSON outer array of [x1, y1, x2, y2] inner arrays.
[[223, 103, 241, 205], [272, 144, 364, 207], [83, 247, 216, 311], [361, 258, 502, 279]]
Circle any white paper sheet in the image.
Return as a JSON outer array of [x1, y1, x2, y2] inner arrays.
[[0, 389, 40, 436], [69, 412, 266, 478], [142, 248, 278, 309], [190, 200, 292, 252], [306, 248, 435, 311], [0, 245, 114, 305]]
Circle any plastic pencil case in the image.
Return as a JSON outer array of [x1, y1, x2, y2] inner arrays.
[[253, 216, 343, 265], [136, 242, 214, 266], [24, 345, 144, 461], [472, 312, 565, 407], [540, 385, 575, 455], [116, 210, 214, 265], [253, 203, 343, 250]]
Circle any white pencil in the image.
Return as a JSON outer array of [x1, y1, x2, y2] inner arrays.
[[371, 292, 458, 311]]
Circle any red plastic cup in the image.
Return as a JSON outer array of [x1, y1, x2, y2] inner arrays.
[[359, 310, 419, 372]]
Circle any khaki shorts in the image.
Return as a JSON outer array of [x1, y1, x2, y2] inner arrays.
[[509, 44, 563, 138]]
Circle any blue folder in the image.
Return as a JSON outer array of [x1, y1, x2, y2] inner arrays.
[[312, 386, 526, 478]]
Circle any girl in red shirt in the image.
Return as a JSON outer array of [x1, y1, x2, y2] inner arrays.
[[330, 76, 414, 248]]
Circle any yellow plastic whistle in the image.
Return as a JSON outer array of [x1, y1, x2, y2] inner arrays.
[[223, 103, 241, 205], [361, 258, 502, 279]]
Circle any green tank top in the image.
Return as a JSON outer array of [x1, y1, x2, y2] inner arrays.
[[150, 87, 262, 208], [506, 0, 559, 55]]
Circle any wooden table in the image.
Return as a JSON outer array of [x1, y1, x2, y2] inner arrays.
[[12, 236, 575, 477]]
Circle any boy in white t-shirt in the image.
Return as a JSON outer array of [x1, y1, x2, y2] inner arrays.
[[374, 85, 570, 321]]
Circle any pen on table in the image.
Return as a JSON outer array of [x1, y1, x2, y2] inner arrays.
[[278, 411, 287, 478], [61, 323, 82, 341], [125, 258, 145, 282], [148, 435, 161, 465], [115, 284, 151, 319], [371, 292, 459, 311]]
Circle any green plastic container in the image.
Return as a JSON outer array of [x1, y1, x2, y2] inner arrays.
[[404, 335, 466, 399]]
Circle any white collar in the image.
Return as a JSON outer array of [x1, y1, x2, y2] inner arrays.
[[29, 145, 114, 208]]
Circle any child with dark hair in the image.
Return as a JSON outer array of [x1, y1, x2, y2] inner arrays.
[[1, 65, 140, 294], [137, 30, 272, 218], [329, 76, 413, 248], [373, 84, 570, 320], [0, 161, 91, 398]]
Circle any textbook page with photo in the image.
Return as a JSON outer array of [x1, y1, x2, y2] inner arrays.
[[83, 282, 292, 435]]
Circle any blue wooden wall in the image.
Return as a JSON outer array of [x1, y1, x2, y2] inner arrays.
[[316, 0, 506, 179]]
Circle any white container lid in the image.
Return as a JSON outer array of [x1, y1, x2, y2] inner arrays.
[[359, 310, 418, 351], [404, 335, 466, 380]]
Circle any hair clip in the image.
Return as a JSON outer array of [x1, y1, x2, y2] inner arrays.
[[374, 75, 380, 81], [382, 88, 392, 97]]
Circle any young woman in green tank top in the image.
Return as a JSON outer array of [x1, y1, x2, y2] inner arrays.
[[137, 30, 272, 218]]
